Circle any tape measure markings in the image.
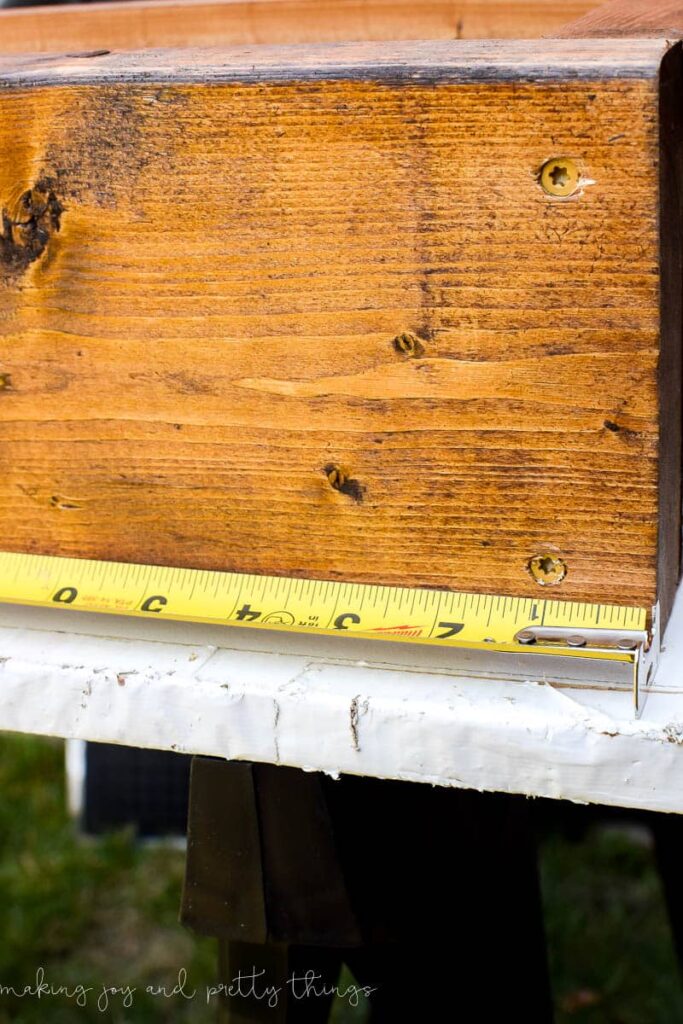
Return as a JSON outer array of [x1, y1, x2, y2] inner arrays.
[[0, 551, 647, 668]]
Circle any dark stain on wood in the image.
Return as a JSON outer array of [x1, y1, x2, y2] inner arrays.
[[45, 87, 165, 209]]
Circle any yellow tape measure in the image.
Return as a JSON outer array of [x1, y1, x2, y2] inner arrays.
[[0, 551, 647, 667]]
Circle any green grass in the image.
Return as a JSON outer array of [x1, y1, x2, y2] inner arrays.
[[0, 733, 682, 1022], [543, 825, 683, 1024], [0, 733, 214, 1023]]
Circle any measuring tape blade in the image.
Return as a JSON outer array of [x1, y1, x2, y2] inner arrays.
[[0, 552, 648, 670]]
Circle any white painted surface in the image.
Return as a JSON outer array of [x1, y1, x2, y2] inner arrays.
[[1, 588, 683, 812], [65, 738, 86, 819]]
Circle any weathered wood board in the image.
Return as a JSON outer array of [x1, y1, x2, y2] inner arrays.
[[0, 40, 680, 616], [0, 0, 602, 55], [561, 0, 683, 37]]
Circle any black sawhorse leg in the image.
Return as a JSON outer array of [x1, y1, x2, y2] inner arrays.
[[184, 758, 554, 1023]]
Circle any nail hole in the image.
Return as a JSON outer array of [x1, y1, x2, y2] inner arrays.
[[393, 332, 425, 358], [325, 464, 347, 490], [50, 495, 82, 511], [323, 463, 365, 503], [0, 373, 11, 390]]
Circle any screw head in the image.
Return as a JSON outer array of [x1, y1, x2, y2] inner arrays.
[[527, 553, 567, 587], [539, 157, 580, 198], [566, 634, 587, 648], [517, 630, 537, 645], [617, 637, 638, 651]]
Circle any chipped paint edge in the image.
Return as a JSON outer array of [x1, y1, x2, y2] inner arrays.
[[1, 588, 683, 811]]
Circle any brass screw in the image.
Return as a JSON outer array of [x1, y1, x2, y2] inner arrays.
[[527, 553, 567, 586], [539, 158, 580, 198]]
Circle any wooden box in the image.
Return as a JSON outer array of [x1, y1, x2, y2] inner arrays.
[[0, 1, 681, 622]]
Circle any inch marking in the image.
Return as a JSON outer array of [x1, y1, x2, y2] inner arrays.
[[0, 552, 647, 665]]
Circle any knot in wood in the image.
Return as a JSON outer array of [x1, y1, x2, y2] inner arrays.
[[0, 180, 63, 277]]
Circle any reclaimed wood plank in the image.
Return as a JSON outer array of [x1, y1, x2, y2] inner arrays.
[[0, 0, 602, 56], [0, 39, 677, 614], [560, 0, 683, 38], [560, 3, 683, 625]]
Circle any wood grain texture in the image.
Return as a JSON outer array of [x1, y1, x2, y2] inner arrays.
[[561, 0, 683, 38], [0, 40, 676, 612], [656, 49, 683, 627], [559, 1, 683, 625], [0, 0, 602, 56]]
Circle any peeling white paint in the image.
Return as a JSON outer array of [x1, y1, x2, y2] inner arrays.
[[1, 590, 683, 811]]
